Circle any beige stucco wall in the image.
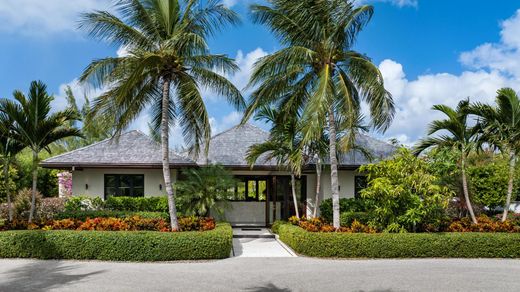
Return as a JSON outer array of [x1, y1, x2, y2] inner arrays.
[[71, 168, 177, 198]]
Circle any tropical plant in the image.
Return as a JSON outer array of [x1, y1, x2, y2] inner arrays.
[[79, 0, 243, 230], [0, 81, 81, 222], [0, 112, 24, 221], [54, 85, 114, 152], [243, 0, 394, 228], [175, 164, 236, 217], [246, 106, 304, 218], [360, 148, 452, 232], [414, 99, 479, 224], [470, 88, 520, 221]]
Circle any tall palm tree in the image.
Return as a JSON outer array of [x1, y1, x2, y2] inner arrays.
[[0, 81, 81, 222], [242, 0, 394, 228], [470, 88, 520, 222], [0, 114, 24, 221], [414, 99, 478, 224], [246, 106, 303, 218], [79, 0, 244, 230]]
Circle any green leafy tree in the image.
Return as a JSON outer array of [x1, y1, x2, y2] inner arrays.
[[0, 81, 81, 222], [175, 164, 236, 216], [0, 113, 24, 221], [79, 0, 243, 230], [360, 148, 452, 232], [243, 0, 394, 228], [470, 88, 520, 221], [414, 99, 479, 224]]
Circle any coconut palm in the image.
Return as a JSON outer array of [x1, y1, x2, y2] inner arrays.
[[414, 99, 478, 224], [0, 81, 81, 222], [246, 106, 303, 218], [79, 0, 243, 230], [243, 0, 394, 228], [470, 88, 520, 222], [0, 114, 24, 221]]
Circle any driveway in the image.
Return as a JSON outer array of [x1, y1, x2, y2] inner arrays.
[[0, 258, 519, 291]]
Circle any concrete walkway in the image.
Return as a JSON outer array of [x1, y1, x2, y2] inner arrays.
[[232, 228, 296, 257], [2, 258, 520, 291]]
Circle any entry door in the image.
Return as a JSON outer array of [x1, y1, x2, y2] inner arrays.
[[275, 176, 306, 220]]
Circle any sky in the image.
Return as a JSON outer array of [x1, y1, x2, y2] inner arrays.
[[0, 0, 520, 146]]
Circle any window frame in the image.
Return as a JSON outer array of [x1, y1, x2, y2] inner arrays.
[[354, 175, 367, 199], [104, 174, 145, 199], [229, 176, 268, 202]]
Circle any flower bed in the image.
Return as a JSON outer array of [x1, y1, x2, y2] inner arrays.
[[1, 216, 215, 232], [0, 223, 232, 261], [273, 221, 520, 258]]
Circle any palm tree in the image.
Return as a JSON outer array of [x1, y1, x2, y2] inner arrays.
[[243, 0, 394, 228], [414, 99, 478, 224], [0, 114, 24, 221], [246, 106, 303, 218], [79, 0, 244, 230], [470, 88, 520, 222], [0, 81, 81, 222]]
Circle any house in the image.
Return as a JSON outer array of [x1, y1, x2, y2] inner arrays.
[[41, 124, 397, 226]]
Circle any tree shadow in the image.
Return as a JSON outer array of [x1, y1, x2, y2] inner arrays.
[[246, 283, 291, 292], [0, 260, 105, 292]]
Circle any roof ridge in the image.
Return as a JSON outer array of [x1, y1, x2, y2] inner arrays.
[[210, 123, 268, 140], [358, 132, 398, 148]]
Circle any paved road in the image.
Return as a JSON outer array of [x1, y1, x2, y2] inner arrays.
[[0, 258, 519, 291]]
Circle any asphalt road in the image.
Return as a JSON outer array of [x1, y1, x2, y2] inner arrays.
[[0, 257, 519, 292]]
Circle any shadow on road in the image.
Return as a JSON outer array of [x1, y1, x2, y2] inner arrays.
[[246, 282, 291, 292], [0, 260, 104, 292]]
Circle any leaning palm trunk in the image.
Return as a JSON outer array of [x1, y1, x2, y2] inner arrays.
[[313, 157, 322, 218], [28, 150, 38, 223], [328, 108, 340, 229], [502, 150, 516, 222], [4, 163, 12, 221], [161, 78, 179, 231], [461, 155, 477, 224], [291, 173, 300, 218]]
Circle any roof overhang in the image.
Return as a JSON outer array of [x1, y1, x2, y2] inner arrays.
[[40, 162, 198, 170]]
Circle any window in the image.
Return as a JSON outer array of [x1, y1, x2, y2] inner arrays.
[[229, 177, 267, 202], [354, 176, 367, 199], [104, 174, 144, 198]]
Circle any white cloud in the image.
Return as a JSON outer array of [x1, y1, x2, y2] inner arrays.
[[209, 111, 242, 135], [379, 10, 520, 145], [357, 0, 418, 8], [0, 0, 112, 36]]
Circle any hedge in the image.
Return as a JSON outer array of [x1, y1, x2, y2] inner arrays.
[[0, 223, 232, 261], [54, 210, 169, 221], [274, 222, 520, 258]]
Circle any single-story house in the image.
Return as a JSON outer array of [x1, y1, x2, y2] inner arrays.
[[41, 124, 396, 226]]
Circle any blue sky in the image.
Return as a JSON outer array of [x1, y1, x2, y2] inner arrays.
[[1, 0, 520, 145]]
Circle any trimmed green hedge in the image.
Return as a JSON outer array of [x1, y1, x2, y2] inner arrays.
[[0, 223, 232, 261], [54, 210, 169, 221], [274, 222, 520, 258]]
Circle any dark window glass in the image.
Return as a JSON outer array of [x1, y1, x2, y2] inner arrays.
[[354, 176, 367, 199], [104, 174, 145, 198], [229, 177, 268, 202]]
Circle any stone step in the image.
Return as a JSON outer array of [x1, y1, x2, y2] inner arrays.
[[232, 228, 275, 239]]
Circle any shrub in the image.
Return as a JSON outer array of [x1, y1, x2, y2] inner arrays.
[[104, 196, 169, 212], [319, 198, 369, 223], [64, 196, 104, 212], [275, 222, 520, 258], [54, 210, 169, 221], [340, 212, 370, 227], [11, 188, 42, 221], [38, 198, 66, 220], [447, 215, 520, 232], [0, 223, 232, 261]]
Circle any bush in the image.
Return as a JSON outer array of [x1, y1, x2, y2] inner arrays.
[[0, 223, 232, 261], [340, 212, 370, 227], [275, 222, 520, 258], [104, 196, 169, 212], [13, 188, 42, 220], [64, 196, 104, 212], [319, 198, 369, 223], [38, 198, 66, 220], [54, 210, 169, 221]]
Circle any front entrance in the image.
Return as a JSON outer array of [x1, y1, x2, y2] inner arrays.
[[222, 175, 306, 226]]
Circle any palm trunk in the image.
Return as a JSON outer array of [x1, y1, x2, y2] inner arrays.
[[328, 107, 340, 229], [161, 77, 179, 231], [461, 154, 477, 224], [291, 173, 300, 218], [313, 157, 322, 218], [502, 150, 516, 222], [4, 162, 12, 222], [28, 150, 38, 223]]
